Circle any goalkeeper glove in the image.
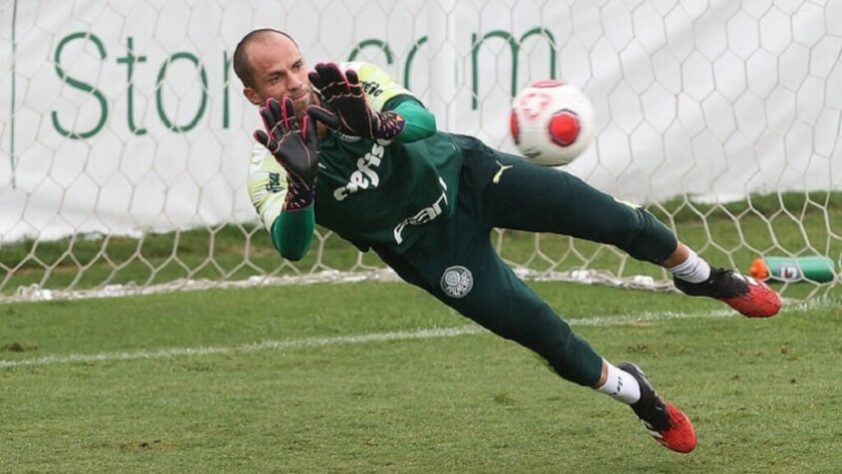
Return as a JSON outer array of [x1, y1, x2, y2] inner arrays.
[[254, 97, 337, 210], [307, 62, 405, 143]]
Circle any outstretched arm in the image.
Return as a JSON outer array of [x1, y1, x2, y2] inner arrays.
[[247, 158, 316, 261], [271, 207, 315, 261], [308, 62, 438, 144], [390, 98, 436, 143], [307, 63, 405, 142], [250, 96, 337, 261]]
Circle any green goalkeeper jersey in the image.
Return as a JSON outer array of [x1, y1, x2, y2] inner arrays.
[[314, 128, 461, 250], [247, 61, 462, 253]]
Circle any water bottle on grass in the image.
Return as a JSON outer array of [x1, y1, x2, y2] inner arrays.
[[749, 256, 836, 283]]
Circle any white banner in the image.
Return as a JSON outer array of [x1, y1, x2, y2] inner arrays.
[[1, 0, 840, 242]]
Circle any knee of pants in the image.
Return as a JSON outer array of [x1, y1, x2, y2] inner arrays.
[[620, 208, 678, 265], [528, 316, 602, 387], [467, 298, 602, 387]]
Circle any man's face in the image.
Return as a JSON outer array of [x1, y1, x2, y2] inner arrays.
[[242, 33, 317, 118]]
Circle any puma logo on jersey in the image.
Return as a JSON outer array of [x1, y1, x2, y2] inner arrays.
[[333, 143, 385, 201], [492, 161, 514, 184]]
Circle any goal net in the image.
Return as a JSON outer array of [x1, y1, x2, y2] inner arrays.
[[1, 0, 840, 302]]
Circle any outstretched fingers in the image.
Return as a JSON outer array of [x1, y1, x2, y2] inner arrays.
[[259, 96, 301, 135], [253, 129, 271, 148], [258, 98, 278, 134], [310, 62, 353, 96], [279, 96, 298, 131], [343, 68, 365, 97], [316, 62, 347, 85], [255, 96, 301, 155], [256, 98, 281, 151]]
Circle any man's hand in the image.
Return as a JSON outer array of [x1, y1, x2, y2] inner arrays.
[[307, 63, 405, 143], [254, 97, 336, 209]]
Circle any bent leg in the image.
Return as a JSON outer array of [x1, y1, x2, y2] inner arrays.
[[376, 238, 604, 387], [482, 151, 678, 265]]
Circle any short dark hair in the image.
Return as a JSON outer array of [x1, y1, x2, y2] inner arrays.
[[233, 28, 298, 88]]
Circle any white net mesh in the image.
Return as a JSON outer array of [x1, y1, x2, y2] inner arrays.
[[1, 0, 840, 302]]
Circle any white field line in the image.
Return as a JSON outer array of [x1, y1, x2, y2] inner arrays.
[[0, 304, 816, 369]]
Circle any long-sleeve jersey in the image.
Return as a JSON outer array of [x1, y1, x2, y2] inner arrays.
[[247, 61, 462, 257]]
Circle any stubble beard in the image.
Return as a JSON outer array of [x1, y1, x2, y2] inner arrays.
[[291, 91, 318, 121]]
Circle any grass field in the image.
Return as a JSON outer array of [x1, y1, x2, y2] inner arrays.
[[1, 280, 840, 472]]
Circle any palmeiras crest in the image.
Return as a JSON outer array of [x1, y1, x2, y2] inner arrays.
[[440, 265, 473, 298]]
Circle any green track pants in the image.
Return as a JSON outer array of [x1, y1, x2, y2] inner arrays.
[[376, 135, 678, 387]]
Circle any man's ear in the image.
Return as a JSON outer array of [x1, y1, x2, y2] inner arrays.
[[243, 87, 261, 106]]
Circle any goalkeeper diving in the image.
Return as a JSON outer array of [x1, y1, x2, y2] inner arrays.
[[234, 28, 782, 454]]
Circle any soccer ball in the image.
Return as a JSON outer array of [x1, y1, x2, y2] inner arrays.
[[510, 80, 595, 166]]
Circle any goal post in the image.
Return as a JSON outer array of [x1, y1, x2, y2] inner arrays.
[[1, 0, 840, 302]]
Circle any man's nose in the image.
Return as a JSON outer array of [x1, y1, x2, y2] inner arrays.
[[287, 75, 302, 90]]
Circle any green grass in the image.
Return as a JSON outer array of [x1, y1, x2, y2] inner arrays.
[[0, 224, 381, 294], [1, 281, 841, 472], [1, 192, 840, 300]]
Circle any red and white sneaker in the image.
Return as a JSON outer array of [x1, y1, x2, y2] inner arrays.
[[674, 267, 781, 318], [619, 363, 697, 454]]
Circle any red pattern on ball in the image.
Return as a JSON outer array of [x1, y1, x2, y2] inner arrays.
[[548, 110, 580, 147]]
